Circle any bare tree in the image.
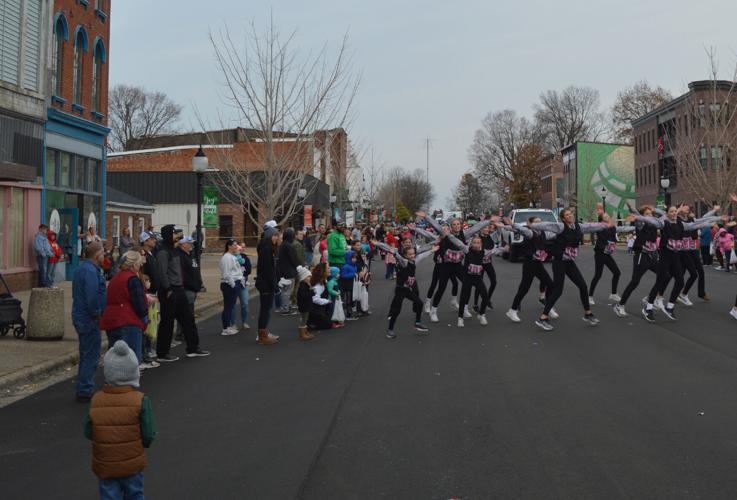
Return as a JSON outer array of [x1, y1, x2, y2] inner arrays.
[[534, 85, 608, 151], [206, 17, 360, 228], [377, 166, 434, 216], [451, 172, 487, 215], [468, 109, 541, 201], [363, 147, 384, 219], [664, 49, 737, 209], [108, 84, 183, 151], [611, 81, 672, 143]]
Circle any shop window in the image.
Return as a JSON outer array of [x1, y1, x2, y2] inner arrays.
[[45, 149, 57, 186], [60, 152, 71, 187], [219, 215, 233, 238], [111, 215, 120, 247], [74, 155, 86, 190], [87, 159, 100, 192], [8, 188, 25, 268]]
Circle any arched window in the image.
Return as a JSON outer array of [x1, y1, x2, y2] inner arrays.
[[51, 14, 68, 96], [72, 26, 88, 105], [91, 39, 106, 112]]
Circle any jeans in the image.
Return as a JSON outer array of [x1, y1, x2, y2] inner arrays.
[[106, 326, 143, 363], [74, 323, 101, 397], [233, 284, 249, 325], [36, 255, 49, 287], [258, 292, 274, 329], [99, 472, 144, 500], [220, 282, 241, 329], [47, 261, 57, 286], [305, 252, 314, 266]]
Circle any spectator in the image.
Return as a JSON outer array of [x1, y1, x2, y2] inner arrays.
[[295, 265, 316, 341], [255, 222, 281, 345], [278, 228, 300, 314], [72, 242, 107, 402], [156, 224, 209, 361], [178, 236, 203, 342], [294, 229, 306, 265], [84, 340, 155, 499], [84, 226, 103, 248], [327, 221, 348, 267], [219, 239, 245, 337], [139, 231, 160, 365], [303, 230, 315, 267], [700, 225, 713, 266], [34, 224, 54, 287], [234, 242, 252, 331], [119, 226, 134, 259], [100, 251, 148, 364], [47, 230, 63, 287], [351, 225, 361, 242]]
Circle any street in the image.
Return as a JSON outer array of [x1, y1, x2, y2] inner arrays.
[[3, 248, 737, 499]]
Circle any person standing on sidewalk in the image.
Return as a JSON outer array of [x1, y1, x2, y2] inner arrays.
[[100, 251, 148, 365], [278, 228, 300, 314], [219, 239, 245, 336], [234, 242, 252, 331], [47, 230, 63, 287], [156, 224, 209, 361], [255, 225, 281, 345], [139, 231, 160, 365], [34, 224, 54, 287], [72, 242, 107, 402], [327, 221, 348, 268]]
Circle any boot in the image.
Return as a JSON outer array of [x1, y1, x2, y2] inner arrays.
[[299, 326, 314, 341], [257, 329, 279, 345]]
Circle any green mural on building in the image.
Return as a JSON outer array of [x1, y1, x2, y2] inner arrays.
[[576, 142, 635, 221]]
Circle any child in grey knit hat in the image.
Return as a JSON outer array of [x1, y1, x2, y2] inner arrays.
[[84, 341, 156, 497]]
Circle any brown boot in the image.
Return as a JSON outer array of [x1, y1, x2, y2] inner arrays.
[[257, 329, 279, 345], [299, 326, 314, 341]]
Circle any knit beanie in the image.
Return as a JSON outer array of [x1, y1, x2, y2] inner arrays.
[[297, 265, 311, 282], [103, 341, 140, 388]]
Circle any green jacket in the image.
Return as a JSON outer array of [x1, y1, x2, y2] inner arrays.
[[293, 240, 305, 266], [326, 278, 341, 298], [327, 230, 347, 266], [84, 394, 156, 448]]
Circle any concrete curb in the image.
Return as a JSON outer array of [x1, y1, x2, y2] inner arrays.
[[0, 288, 258, 395]]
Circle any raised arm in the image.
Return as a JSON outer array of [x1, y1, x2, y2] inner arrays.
[[580, 222, 609, 233], [415, 246, 439, 265], [693, 207, 718, 223], [412, 226, 437, 241], [421, 214, 444, 235], [683, 217, 720, 231], [373, 241, 397, 256], [446, 233, 470, 253], [511, 223, 534, 239], [530, 222, 564, 234], [615, 225, 636, 234], [630, 214, 665, 228], [463, 219, 492, 239]]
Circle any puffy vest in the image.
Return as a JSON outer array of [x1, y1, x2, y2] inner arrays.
[[89, 386, 146, 479], [100, 269, 146, 331]]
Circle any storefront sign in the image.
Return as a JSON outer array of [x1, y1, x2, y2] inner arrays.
[[303, 205, 313, 228], [203, 186, 219, 228]]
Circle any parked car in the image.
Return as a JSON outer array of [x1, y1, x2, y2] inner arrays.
[[503, 208, 558, 262]]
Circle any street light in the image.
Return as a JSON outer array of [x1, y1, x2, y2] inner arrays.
[[329, 194, 337, 224], [660, 176, 671, 207], [598, 185, 608, 213], [528, 188, 533, 208], [192, 146, 208, 266]]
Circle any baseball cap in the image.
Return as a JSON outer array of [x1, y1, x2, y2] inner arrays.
[[139, 231, 155, 244], [180, 235, 196, 244]]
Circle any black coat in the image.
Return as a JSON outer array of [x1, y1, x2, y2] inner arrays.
[[256, 230, 279, 293], [178, 248, 203, 292]]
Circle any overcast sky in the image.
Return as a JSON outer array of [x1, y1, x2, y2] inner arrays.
[[110, 0, 737, 208]]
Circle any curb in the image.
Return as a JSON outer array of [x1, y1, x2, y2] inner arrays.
[[0, 289, 258, 395]]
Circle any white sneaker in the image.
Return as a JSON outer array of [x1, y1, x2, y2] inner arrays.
[[242, 323, 251, 330], [613, 304, 628, 317], [609, 293, 621, 302], [424, 298, 432, 314], [588, 296, 595, 305], [457, 318, 464, 327], [549, 308, 559, 320], [730, 308, 737, 321], [654, 297, 665, 312], [715, 266, 723, 271], [506, 309, 521, 322], [430, 307, 439, 323], [677, 294, 693, 307], [478, 314, 488, 325], [221, 328, 237, 336], [463, 305, 472, 318], [450, 297, 459, 310]]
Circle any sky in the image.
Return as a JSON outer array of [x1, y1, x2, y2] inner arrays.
[[110, 0, 737, 209]]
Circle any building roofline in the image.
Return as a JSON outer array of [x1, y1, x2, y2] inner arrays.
[[108, 144, 234, 157], [561, 140, 633, 152], [631, 80, 736, 127]]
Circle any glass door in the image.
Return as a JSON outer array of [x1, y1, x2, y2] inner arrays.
[[58, 208, 80, 280]]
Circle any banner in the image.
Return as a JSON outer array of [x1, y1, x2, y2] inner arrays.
[[303, 205, 313, 228], [346, 210, 355, 227], [203, 186, 219, 228]]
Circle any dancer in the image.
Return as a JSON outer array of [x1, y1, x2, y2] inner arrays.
[[587, 212, 635, 305], [473, 224, 498, 312], [415, 223, 461, 313], [613, 204, 660, 317], [679, 208, 710, 304], [446, 233, 492, 326], [419, 213, 492, 323], [373, 240, 437, 339], [531, 208, 609, 331], [504, 217, 558, 323], [639, 205, 720, 322]]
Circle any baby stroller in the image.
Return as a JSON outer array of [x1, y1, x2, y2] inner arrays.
[[0, 273, 26, 339]]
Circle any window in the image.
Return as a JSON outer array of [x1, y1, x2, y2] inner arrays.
[[92, 39, 105, 112], [112, 215, 120, 247], [45, 149, 57, 186], [219, 215, 233, 238], [712, 145, 722, 168], [51, 14, 67, 96], [60, 152, 71, 186], [138, 218, 145, 238], [5, 188, 26, 268], [87, 159, 100, 192], [710, 103, 722, 126], [74, 155, 86, 189], [95, 0, 105, 12], [73, 27, 88, 105], [700, 147, 707, 169], [698, 104, 706, 128]]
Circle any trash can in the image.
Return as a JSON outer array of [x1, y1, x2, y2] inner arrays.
[[26, 287, 65, 340]]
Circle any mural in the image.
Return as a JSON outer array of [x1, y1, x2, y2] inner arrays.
[[576, 142, 635, 221]]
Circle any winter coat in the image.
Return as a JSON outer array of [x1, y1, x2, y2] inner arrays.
[[327, 230, 347, 267], [48, 233, 63, 264], [220, 253, 245, 288], [718, 229, 734, 253], [72, 259, 107, 329], [100, 269, 148, 331], [34, 232, 53, 257], [279, 228, 299, 279], [178, 248, 203, 293], [256, 228, 279, 293], [341, 251, 357, 280], [156, 225, 183, 292]]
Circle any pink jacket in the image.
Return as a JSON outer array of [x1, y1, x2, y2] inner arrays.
[[718, 230, 734, 253]]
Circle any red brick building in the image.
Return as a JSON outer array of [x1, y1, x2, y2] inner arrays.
[[538, 153, 563, 210]]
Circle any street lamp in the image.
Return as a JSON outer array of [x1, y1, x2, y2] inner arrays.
[[192, 146, 208, 266], [598, 186, 608, 213], [329, 194, 337, 224], [660, 176, 671, 207], [528, 188, 533, 208]]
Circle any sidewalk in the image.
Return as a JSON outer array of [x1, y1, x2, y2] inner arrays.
[[0, 253, 257, 395]]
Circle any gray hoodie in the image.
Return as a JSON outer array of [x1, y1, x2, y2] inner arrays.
[[156, 224, 183, 292]]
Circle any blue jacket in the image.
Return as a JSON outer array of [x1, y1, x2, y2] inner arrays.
[[341, 251, 357, 280], [34, 232, 53, 257], [700, 227, 713, 246], [72, 259, 107, 327]]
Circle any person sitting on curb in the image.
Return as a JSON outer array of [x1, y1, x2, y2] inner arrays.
[[84, 341, 156, 499]]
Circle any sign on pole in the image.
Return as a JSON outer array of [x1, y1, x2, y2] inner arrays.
[[303, 205, 313, 228], [203, 186, 219, 228]]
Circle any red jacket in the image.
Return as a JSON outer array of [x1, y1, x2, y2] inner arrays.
[[100, 270, 147, 331]]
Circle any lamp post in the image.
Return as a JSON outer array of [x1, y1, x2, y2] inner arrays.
[[192, 146, 208, 266], [660, 176, 671, 207], [599, 186, 608, 214], [297, 188, 307, 228], [528, 188, 534, 208], [329, 194, 337, 225]]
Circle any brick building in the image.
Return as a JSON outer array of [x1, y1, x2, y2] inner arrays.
[[107, 128, 339, 246], [633, 80, 736, 214], [0, 0, 53, 291], [105, 187, 153, 252], [537, 153, 563, 210], [44, 0, 111, 280]]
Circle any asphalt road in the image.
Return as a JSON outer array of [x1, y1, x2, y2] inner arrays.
[[3, 247, 737, 499]]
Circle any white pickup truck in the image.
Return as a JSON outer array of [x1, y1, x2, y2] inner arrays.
[[503, 208, 558, 262]]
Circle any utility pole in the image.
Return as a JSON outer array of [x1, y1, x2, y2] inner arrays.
[[425, 138, 431, 184]]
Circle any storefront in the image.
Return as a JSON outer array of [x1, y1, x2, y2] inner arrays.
[[44, 107, 108, 279]]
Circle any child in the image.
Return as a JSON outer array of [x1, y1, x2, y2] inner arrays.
[[446, 233, 491, 326], [309, 263, 336, 330], [296, 265, 316, 341], [84, 341, 156, 498], [327, 267, 343, 328], [626, 233, 635, 254], [340, 251, 358, 320], [140, 274, 160, 371], [47, 230, 63, 287]]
